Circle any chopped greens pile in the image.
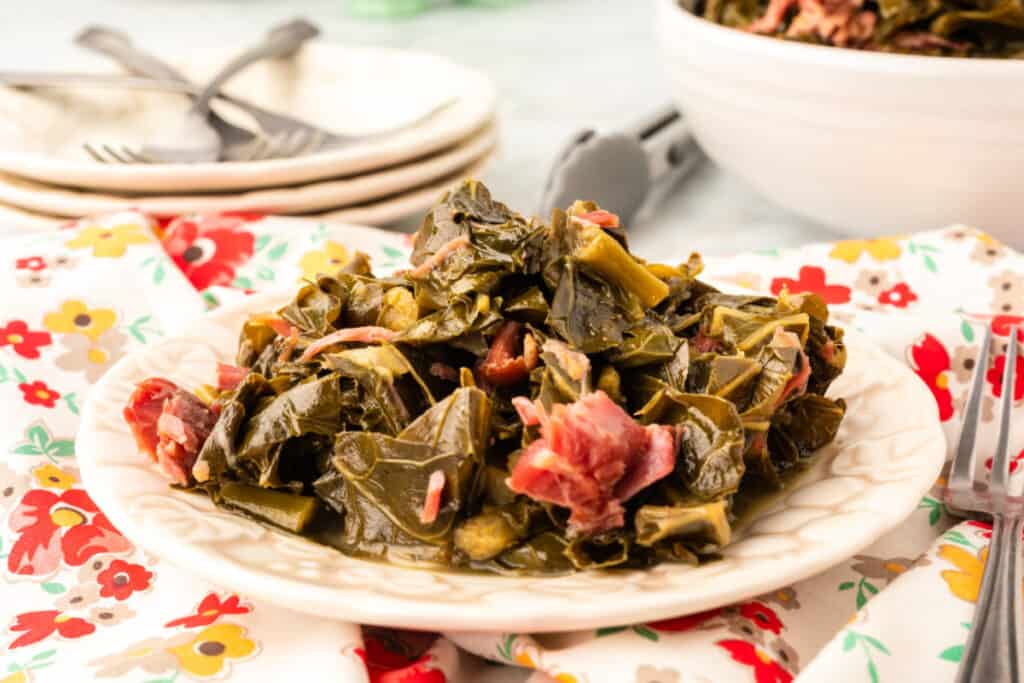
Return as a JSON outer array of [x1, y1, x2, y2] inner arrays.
[[125, 181, 847, 575], [694, 0, 1024, 57]]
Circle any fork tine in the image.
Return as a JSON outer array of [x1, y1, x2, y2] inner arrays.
[[101, 144, 133, 164], [989, 325, 1019, 500], [82, 143, 107, 163], [121, 147, 153, 164], [949, 323, 994, 494]]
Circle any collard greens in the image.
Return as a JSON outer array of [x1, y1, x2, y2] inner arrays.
[[176, 180, 848, 575]]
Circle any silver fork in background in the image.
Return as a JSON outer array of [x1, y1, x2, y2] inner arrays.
[[76, 24, 454, 162], [1, 70, 460, 164], [82, 128, 320, 164], [83, 18, 320, 164], [943, 323, 1022, 683]]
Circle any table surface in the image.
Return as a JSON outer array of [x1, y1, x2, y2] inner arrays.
[[0, 0, 837, 259]]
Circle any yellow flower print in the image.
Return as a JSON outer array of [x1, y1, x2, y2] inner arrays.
[[32, 463, 75, 490], [939, 543, 986, 603], [168, 623, 257, 678], [829, 237, 902, 264], [551, 673, 579, 683], [298, 240, 350, 281], [65, 223, 151, 258], [0, 672, 29, 683], [43, 300, 116, 342]]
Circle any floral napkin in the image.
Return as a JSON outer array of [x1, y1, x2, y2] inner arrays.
[[0, 211, 1021, 683]]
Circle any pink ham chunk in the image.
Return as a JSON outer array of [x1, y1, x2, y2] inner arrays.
[[216, 362, 248, 391], [124, 378, 219, 486], [507, 390, 676, 535]]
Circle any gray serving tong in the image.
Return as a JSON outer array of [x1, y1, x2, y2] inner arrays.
[[538, 105, 704, 225]]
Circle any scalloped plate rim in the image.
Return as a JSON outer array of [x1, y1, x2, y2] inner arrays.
[[77, 286, 947, 632]]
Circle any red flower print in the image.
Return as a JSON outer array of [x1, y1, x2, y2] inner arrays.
[[15, 256, 47, 271], [7, 488, 132, 577], [165, 592, 250, 628], [0, 320, 52, 359], [770, 266, 851, 305], [966, 520, 993, 540], [18, 380, 61, 408], [908, 334, 954, 421], [739, 601, 784, 634], [984, 448, 1024, 476], [162, 213, 256, 290], [717, 639, 793, 683], [8, 609, 95, 649], [878, 282, 918, 308], [357, 636, 446, 683], [991, 315, 1024, 342], [648, 608, 722, 632], [986, 354, 1024, 401], [96, 559, 153, 600]]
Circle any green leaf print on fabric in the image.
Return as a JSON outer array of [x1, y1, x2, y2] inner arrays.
[[918, 496, 945, 527], [960, 320, 975, 343], [496, 634, 517, 662], [841, 630, 890, 683], [41, 582, 66, 594], [233, 275, 254, 290], [0, 364, 29, 383], [10, 421, 75, 462], [126, 315, 164, 344], [907, 241, 941, 273], [938, 622, 971, 664], [266, 242, 289, 261], [62, 392, 79, 415], [942, 529, 975, 549], [596, 625, 660, 642], [254, 234, 272, 254], [839, 577, 880, 609], [141, 255, 169, 285]]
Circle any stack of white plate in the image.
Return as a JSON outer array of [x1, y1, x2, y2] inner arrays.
[[0, 43, 498, 230]]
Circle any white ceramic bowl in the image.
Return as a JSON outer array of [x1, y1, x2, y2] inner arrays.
[[655, 0, 1024, 246]]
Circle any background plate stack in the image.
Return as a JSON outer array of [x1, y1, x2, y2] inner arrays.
[[0, 42, 498, 231]]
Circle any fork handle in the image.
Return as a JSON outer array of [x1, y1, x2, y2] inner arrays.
[[956, 515, 1023, 683], [75, 26, 188, 83], [190, 18, 320, 118]]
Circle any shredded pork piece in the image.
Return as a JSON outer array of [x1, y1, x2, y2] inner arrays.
[[478, 321, 537, 386], [420, 470, 447, 524], [277, 326, 300, 363], [404, 235, 471, 278], [298, 326, 397, 362], [573, 210, 621, 228]]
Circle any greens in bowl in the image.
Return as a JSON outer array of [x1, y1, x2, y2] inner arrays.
[[122, 181, 846, 576], [694, 0, 1024, 56]]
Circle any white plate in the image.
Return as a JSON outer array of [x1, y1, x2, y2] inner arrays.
[[0, 123, 497, 218], [77, 289, 946, 633], [0, 43, 496, 193], [0, 202, 65, 232], [0, 154, 493, 231]]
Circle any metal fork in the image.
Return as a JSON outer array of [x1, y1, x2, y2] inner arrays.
[[944, 322, 1022, 683], [85, 18, 320, 163], [82, 128, 321, 164], [3, 69, 458, 164], [76, 24, 451, 163]]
